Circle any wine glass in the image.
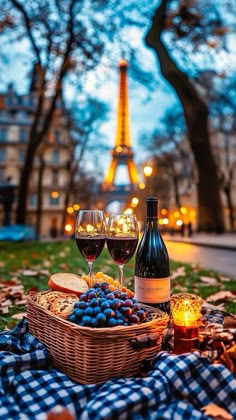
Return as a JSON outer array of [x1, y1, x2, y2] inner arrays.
[[106, 214, 139, 289], [75, 210, 106, 284]]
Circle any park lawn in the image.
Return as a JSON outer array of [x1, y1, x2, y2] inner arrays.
[[0, 239, 235, 330]]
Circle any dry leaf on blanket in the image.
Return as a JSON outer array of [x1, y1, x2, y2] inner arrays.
[[220, 344, 236, 375], [202, 403, 233, 419]]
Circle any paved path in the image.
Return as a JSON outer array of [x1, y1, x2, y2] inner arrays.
[[163, 234, 236, 279]]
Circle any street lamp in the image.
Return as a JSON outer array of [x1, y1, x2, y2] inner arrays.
[[143, 165, 153, 177], [143, 164, 153, 196]]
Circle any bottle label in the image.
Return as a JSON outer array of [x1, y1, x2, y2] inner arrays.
[[134, 276, 170, 303]]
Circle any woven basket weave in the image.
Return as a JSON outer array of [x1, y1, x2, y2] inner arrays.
[[27, 291, 169, 385]]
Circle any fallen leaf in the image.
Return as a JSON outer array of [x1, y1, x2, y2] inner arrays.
[[22, 270, 38, 276], [206, 291, 236, 303], [202, 301, 226, 311], [171, 266, 186, 280], [43, 260, 52, 267], [202, 403, 233, 419], [11, 312, 27, 320], [39, 270, 50, 276], [220, 344, 236, 375], [200, 276, 219, 285], [220, 276, 231, 283]]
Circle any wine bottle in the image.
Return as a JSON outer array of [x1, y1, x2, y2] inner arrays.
[[135, 197, 170, 313]]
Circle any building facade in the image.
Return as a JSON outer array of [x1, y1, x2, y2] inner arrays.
[[0, 82, 75, 238]]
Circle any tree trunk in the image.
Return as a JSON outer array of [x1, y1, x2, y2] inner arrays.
[[224, 184, 234, 230], [35, 154, 45, 239], [173, 175, 181, 209], [145, 0, 225, 232]]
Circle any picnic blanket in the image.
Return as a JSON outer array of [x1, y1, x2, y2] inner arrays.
[[0, 311, 235, 420]]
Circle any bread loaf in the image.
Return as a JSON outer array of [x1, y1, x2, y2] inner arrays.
[[48, 272, 89, 296], [36, 290, 78, 319]]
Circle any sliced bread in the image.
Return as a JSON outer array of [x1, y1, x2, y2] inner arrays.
[[48, 272, 89, 296]]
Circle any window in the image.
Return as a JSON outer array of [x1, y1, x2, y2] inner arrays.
[[0, 169, 4, 183], [52, 169, 59, 185], [54, 130, 60, 144], [0, 149, 6, 163], [29, 194, 37, 207], [52, 150, 59, 163], [0, 128, 7, 142], [50, 194, 59, 206], [19, 128, 27, 143], [18, 149, 25, 163]]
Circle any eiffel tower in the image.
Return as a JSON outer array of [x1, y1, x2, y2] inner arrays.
[[99, 59, 139, 209]]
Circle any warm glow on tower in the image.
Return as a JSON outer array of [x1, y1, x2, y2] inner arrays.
[[102, 59, 139, 187]]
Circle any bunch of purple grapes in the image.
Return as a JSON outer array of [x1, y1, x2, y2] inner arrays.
[[69, 281, 149, 328]]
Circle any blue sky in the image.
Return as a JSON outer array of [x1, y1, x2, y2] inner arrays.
[[0, 32, 178, 184]]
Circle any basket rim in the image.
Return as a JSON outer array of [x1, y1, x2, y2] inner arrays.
[[27, 290, 169, 335]]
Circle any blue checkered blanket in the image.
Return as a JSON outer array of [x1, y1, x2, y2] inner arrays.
[[0, 315, 235, 420]]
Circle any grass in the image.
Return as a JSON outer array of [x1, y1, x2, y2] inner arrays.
[[0, 239, 235, 330]]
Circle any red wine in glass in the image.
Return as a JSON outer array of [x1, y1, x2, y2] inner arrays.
[[106, 214, 139, 289], [75, 237, 105, 262], [106, 237, 138, 265], [75, 210, 106, 283]]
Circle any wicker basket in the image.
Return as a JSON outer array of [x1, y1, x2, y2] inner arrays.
[[27, 291, 169, 385]]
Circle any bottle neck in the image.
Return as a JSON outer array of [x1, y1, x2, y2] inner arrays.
[[146, 198, 158, 221]]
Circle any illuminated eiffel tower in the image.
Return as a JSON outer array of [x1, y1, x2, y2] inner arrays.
[[100, 59, 139, 209]]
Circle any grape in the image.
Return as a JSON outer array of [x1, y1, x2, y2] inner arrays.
[[80, 293, 88, 302], [106, 293, 115, 300], [90, 318, 98, 328], [121, 307, 132, 317], [104, 308, 115, 319], [88, 291, 97, 299], [74, 308, 84, 319], [124, 299, 133, 308], [69, 314, 76, 323], [111, 298, 121, 309], [100, 301, 110, 310], [104, 288, 111, 294], [96, 313, 106, 327], [129, 314, 140, 324], [107, 318, 117, 327], [113, 289, 121, 298], [137, 309, 147, 321], [100, 282, 110, 291], [84, 307, 93, 317], [93, 306, 101, 315], [90, 298, 99, 307], [82, 315, 93, 326], [77, 301, 88, 310], [99, 297, 107, 304], [133, 303, 141, 312]]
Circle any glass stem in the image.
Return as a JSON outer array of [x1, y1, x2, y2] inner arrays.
[[87, 261, 93, 288], [118, 265, 124, 290]]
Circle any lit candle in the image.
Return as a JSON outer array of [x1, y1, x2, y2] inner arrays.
[[170, 293, 202, 354]]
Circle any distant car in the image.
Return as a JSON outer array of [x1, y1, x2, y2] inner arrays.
[[0, 224, 36, 241]]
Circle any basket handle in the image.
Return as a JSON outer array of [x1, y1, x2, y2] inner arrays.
[[129, 333, 160, 350]]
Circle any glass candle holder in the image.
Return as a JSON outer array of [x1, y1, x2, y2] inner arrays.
[[170, 293, 202, 354]]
